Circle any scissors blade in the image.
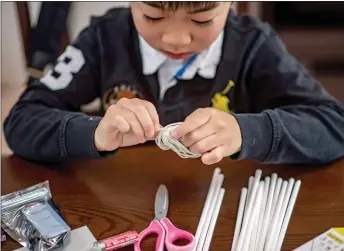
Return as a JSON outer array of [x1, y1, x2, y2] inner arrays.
[[154, 184, 169, 220]]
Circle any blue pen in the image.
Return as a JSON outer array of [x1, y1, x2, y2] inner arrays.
[[174, 54, 198, 79]]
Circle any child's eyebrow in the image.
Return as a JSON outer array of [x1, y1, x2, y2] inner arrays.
[[143, 2, 220, 13]]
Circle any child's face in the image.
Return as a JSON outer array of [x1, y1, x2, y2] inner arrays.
[[131, 2, 231, 60]]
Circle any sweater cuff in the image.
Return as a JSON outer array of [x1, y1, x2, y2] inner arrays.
[[64, 114, 117, 159], [231, 112, 274, 162]]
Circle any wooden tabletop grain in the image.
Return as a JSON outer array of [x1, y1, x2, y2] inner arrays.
[[1, 145, 344, 251]]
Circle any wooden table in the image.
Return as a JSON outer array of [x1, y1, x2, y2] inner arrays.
[[2, 145, 344, 250]]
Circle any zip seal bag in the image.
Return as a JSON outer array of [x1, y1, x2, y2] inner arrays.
[[1, 181, 71, 251]]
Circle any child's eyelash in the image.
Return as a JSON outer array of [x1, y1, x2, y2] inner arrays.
[[143, 14, 164, 22], [143, 14, 213, 27], [193, 20, 214, 27]]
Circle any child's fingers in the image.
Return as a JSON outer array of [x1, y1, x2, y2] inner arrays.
[[201, 145, 225, 165], [181, 123, 215, 147], [114, 115, 130, 133], [121, 108, 146, 143], [171, 108, 211, 139], [189, 133, 219, 154], [143, 101, 160, 131], [121, 101, 155, 139]]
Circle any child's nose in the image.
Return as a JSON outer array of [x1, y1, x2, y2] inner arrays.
[[162, 30, 192, 47]]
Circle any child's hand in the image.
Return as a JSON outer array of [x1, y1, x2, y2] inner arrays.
[[94, 98, 160, 151], [171, 108, 242, 165]]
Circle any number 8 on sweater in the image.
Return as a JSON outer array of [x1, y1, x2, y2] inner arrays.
[[41, 45, 85, 91]]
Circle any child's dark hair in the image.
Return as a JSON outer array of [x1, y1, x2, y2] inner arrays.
[[143, 1, 220, 12]]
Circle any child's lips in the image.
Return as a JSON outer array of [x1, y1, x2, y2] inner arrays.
[[162, 50, 190, 59]]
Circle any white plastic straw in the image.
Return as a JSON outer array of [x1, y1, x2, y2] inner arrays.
[[249, 208, 260, 250], [264, 180, 288, 251], [202, 188, 225, 251], [274, 180, 301, 251], [196, 174, 224, 251], [255, 177, 270, 249], [247, 182, 264, 251], [257, 173, 277, 251], [231, 187, 248, 251], [241, 175, 254, 250], [194, 168, 221, 249], [247, 176, 254, 198], [242, 176, 254, 223], [235, 169, 262, 251], [271, 178, 295, 251], [269, 177, 282, 224]]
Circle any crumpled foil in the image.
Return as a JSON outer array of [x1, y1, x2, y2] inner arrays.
[[1, 181, 70, 251]]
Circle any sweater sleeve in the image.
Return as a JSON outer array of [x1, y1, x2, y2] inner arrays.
[[233, 28, 344, 164], [3, 18, 113, 163]]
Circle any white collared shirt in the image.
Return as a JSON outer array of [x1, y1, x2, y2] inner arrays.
[[139, 31, 224, 100]]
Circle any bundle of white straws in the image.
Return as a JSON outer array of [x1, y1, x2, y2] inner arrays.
[[193, 168, 225, 251], [231, 170, 302, 251]]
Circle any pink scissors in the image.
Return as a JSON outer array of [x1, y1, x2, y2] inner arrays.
[[134, 184, 195, 251]]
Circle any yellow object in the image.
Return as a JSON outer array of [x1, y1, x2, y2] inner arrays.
[[211, 80, 235, 113], [334, 228, 344, 237]]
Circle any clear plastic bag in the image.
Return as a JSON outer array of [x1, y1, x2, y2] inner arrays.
[[1, 181, 71, 251]]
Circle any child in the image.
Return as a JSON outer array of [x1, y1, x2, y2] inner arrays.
[[4, 2, 344, 165]]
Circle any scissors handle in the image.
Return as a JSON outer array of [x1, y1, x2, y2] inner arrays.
[[134, 219, 165, 251], [161, 218, 195, 251]]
